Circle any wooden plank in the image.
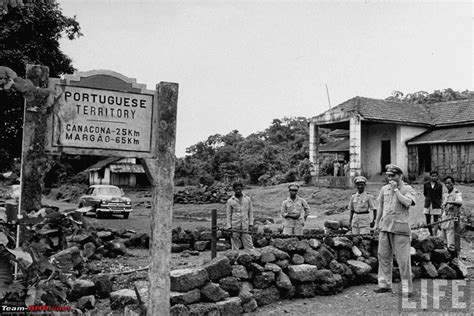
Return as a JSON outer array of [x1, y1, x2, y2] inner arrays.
[[141, 82, 178, 316]]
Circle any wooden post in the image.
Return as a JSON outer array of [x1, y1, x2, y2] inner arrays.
[[211, 209, 217, 259], [454, 206, 461, 254], [141, 82, 178, 316]]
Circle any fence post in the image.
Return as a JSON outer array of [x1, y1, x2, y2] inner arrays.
[[211, 209, 217, 259]]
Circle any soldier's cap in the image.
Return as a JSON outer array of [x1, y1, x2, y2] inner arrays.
[[385, 164, 403, 175], [288, 184, 300, 191], [353, 176, 367, 184]]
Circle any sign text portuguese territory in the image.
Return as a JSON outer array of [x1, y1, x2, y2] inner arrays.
[[53, 85, 154, 153]]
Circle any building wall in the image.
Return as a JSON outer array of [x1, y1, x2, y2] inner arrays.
[[396, 125, 428, 174], [89, 168, 111, 185], [361, 123, 397, 177], [431, 143, 474, 182]]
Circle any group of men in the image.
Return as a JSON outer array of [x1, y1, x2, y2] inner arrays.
[[225, 165, 463, 297]]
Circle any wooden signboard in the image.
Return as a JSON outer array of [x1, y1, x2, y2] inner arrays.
[[45, 70, 159, 158]]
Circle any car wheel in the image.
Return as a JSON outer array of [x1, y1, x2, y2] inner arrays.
[[122, 212, 129, 219]]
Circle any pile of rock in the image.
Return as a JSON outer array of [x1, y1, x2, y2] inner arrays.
[[174, 185, 231, 204], [171, 226, 231, 253]]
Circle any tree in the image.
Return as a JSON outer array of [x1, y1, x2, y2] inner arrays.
[[0, 0, 81, 170], [385, 89, 472, 104]]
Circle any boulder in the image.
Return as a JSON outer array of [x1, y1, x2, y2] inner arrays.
[[324, 220, 340, 230], [275, 271, 292, 290], [314, 277, 339, 295], [200, 282, 229, 302], [216, 297, 243, 316], [438, 262, 457, 279], [347, 260, 372, 276], [170, 289, 201, 305], [50, 246, 82, 271], [254, 236, 269, 248], [295, 240, 311, 253], [411, 266, 422, 279], [242, 298, 258, 313], [308, 239, 321, 250], [270, 238, 299, 253], [352, 245, 362, 257], [295, 282, 316, 298], [419, 238, 434, 253], [329, 260, 345, 275], [204, 256, 232, 281], [224, 250, 239, 265], [193, 241, 209, 252], [76, 295, 95, 311], [239, 282, 253, 303], [219, 277, 240, 296], [260, 246, 289, 261], [92, 275, 113, 299], [236, 252, 252, 266], [421, 262, 438, 278], [110, 289, 137, 310], [170, 304, 189, 316], [292, 254, 304, 265], [430, 236, 446, 249], [264, 263, 282, 273], [431, 249, 451, 264], [450, 258, 468, 279], [187, 302, 220, 316], [248, 262, 264, 273], [216, 242, 227, 251], [82, 242, 96, 259], [314, 269, 334, 283], [337, 249, 352, 263], [232, 265, 249, 279], [367, 273, 379, 284], [70, 279, 95, 300], [97, 231, 114, 241], [333, 237, 353, 249], [199, 230, 212, 241], [319, 246, 335, 265], [303, 249, 326, 269], [248, 249, 262, 261], [170, 268, 209, 292], [287, 264, 319, 282], [275, 259, 289, 269], [105, 240, 129, 257], [253, 271, 275, 289], [332, 273, 344, 292], [323, 237, 335, 248], [253, 286, 280, 306]]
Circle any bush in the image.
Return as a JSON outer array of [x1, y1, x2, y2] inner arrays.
[[284, 169, 298, 183], [199, 174, 214, 186]]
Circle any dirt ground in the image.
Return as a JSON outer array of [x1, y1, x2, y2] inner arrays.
[[40, 180, 474, 314]]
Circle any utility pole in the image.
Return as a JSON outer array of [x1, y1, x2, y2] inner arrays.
[[325, 83, 331, 110]]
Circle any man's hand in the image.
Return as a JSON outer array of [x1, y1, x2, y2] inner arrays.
[[248, 225, 254, 232], [389, 180, 397, 190]]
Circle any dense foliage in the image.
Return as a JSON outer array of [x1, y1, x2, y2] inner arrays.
[[175, 117, 314, 186], [0, 0, 81, 170], [385, 88, 472, 104]]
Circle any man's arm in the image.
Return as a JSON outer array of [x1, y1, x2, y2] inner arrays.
[[281, 201, 288, 218], [394, 186, 416, 207], [368, 194, 377, 226], [374, 189, 384, 228], [226, 201, 232, 229], [248, 197, 254, 228], [348, 196, 354, 227], [302, 199, 310, 221]]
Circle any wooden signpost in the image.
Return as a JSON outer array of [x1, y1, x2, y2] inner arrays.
[[18, 65, 178, 315]]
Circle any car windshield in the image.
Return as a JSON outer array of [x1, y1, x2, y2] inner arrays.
[[96, 187, 122, 196]]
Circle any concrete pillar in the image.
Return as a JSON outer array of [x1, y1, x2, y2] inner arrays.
[[309, 121, 319, 176], [349, 115, 362, 179]]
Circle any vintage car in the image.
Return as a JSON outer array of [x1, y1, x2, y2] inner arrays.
[[78, 185, 132, 219]]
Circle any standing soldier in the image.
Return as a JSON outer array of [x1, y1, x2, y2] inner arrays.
[[281, 184, 310, 235], [226, 182, 254, 250], [439, 176, 463, 257], [374, 165, 416, 297], [348, 176, 377, 235], [423, 170, 443, 236]]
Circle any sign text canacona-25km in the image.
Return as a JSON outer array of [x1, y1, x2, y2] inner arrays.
[[53, 85, 154, 153]]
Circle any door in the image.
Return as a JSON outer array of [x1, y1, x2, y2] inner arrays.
[[381, 140, 391, 173], [418, 145, 431, 174]]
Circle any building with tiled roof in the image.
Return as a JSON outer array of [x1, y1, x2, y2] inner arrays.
[[309, 96, 474, 185]]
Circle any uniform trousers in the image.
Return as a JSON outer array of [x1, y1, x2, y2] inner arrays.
[[231, 232, 254, 250]]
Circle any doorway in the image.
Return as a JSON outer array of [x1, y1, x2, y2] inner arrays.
[[381, 140, 391, 173], [418, 145, 431, 174]]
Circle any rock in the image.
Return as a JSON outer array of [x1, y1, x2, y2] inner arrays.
[[239, 282, 253, 303], [71, 233, 93, 246], [199, 230, 212, 241], [261, 246, 290, 261], [319, 246, 335, 266], [295, 240, 311, 253], [200, 282, 229, 302], [367, 273, 378, 284], [260, 247, 275, 263], [254, 236, 269, 248], [292, 254, 304, 265], [314, 277, 339, 295], [270, 237, 300, 253], [337, 248, 352, 263], [219, 277, 240, 296], [106, 240, 128, 257], [419, 238, 434, 253], [193, 241, 209, 252], [324, 220, 340, 230], [170, 268, 209, 292], [287, 264, 319, 282], [347, 260, 372, 276], [187, 302, 219, 316], [82, 242, 96, 259], [412, 266, 422, 279], [248, 249, 262, 262], [450, 258, 468, 279], [303, 249, 326, 269], [216, 242, 227, 251], [323, 237, 335, 248], [248, 262, 264, 273], [242, 298, 258, 313], [97, 231, 114, 241], [332, 273, 344, 292], [204, 256, 232, 281], [333, 237, 353, 249], [430, 236, 446, 249], [295, 282, 316, 298], [50, 246, 83, 271], [253, 286, 280, 306], [70, 279, 96, 300], [172, 243, 184, 253], [309, 239, 321, 250], [341, 263, 355, 285], [329, 260, 345, 274], [421, 262, 438, 278], [352, 245, 362, 257], [170, 289, 201, 305], [92, 275, 113, 299], [232, 265, 249, 279], [431, 249, 451, 264], [275, 259, 289, 269], [264, 263, 282, 273], [438, 262, 457, 279], [170, 304, 189, 316], [224, 250, 239, 265], [253, 271, 275, 289], [76, 295, 95, 311], [314, 269, 334, 283], [275, 271, 292, 290], [236, 252, 252, 266], [110, 289, 137, 310], [85, 262, 101, 274], [216, 297, 243, 316]]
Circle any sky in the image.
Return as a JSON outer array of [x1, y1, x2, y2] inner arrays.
[[58, 0, 473, 157]]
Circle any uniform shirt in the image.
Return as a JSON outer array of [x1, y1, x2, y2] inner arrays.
[[226, 194, 254, 229], [349, 191, 376, 228], [440, 188, 463, 229], [281, 196, 310, 228], [377, 183, 416, 235]]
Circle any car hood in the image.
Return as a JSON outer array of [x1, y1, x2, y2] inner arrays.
[[97, 195, 131, 202]]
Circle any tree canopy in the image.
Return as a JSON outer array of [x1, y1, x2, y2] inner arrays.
[[385, 88, 472, 104], [0, 0, 81, 170]]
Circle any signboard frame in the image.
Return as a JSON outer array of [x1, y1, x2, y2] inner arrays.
[[45, 70, 159, 158]]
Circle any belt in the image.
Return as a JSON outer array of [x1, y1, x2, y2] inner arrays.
[[354, 211, 369, 214]]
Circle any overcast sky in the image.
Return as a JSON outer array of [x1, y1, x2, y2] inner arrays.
[[58, 0, 473, 157]]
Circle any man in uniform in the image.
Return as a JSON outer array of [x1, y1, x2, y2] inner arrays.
[[439, 176, 463, 256], [348, 176, 377, 235], [281, 184, 310, 235], [423, 170, 443, 236], [374, 164, 416, 296], [226, 182, 254, 250]]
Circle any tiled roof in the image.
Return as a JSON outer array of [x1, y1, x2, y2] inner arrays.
[[313, 96, 473, 127], [84, 157, 121, 172], [407, 126, 474, 145]]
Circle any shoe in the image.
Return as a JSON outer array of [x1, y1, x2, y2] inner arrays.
[[374, 287, 392, 293]]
